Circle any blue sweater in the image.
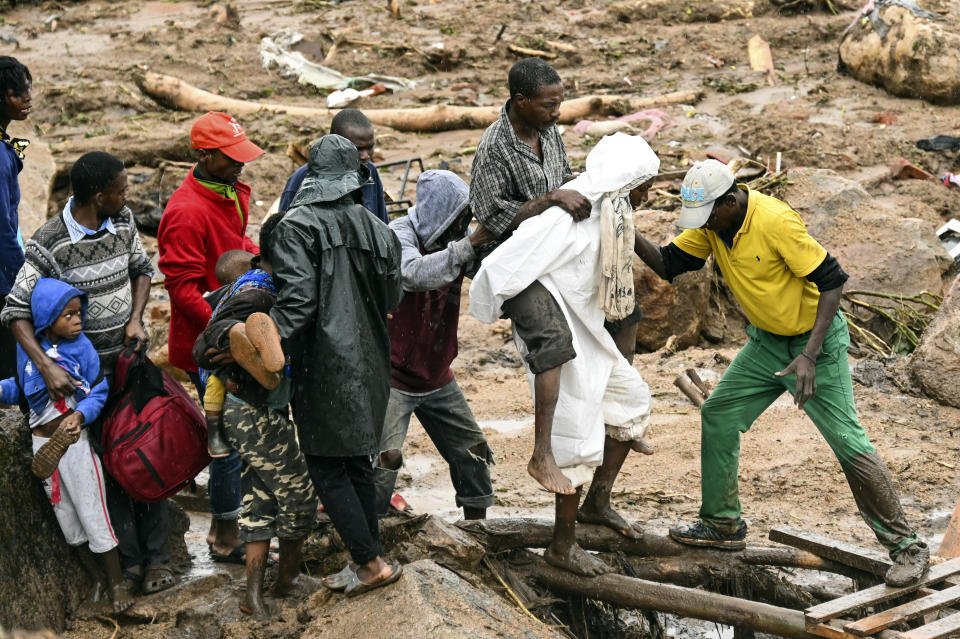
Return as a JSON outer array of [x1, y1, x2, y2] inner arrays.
[[0, 140, 23, 296], [278, 161, 389, 223], [0, 278, 108, 425]]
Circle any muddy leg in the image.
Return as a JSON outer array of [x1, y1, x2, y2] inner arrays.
[[579, 437, 638, 539], [544, 489, 610, 576], [240, 540, 270, 619], [99, 547, 135, 613], [75, 544, 107, 603], [273, 536, 318, 598], [527, 367, 574, 495]]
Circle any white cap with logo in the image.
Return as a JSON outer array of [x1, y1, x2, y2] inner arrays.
[[676, 159, 735, 229]]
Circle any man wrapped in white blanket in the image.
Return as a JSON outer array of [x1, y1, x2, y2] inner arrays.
[[470, 132, 659, 575]]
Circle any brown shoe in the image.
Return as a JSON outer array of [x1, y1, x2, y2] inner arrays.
[[244, 312, 284, 373], [229, 324, 281, 390], [32, 424, 75, 479]]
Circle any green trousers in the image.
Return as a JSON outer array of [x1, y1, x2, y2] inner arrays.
[[699, 311, 918, 554]]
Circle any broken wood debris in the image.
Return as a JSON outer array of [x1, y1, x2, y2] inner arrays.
[[507, 43, 556, 60], [769, 526, 891, 577]]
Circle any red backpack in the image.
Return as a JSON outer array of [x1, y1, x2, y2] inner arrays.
[[100, 346, 210, 502]]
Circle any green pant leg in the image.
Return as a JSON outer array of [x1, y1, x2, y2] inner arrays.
[[796, 318, 919, 553], [699, 332, 785, 533]]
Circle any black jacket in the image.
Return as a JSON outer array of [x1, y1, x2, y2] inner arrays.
[[270, 187, 402, 457]]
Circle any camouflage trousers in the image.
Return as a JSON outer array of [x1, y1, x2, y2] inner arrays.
[[223, 398, 318, 543]]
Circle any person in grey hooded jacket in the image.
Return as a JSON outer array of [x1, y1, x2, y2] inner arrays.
[[269, 134, 403, 595], [373, 170, 497, 521]]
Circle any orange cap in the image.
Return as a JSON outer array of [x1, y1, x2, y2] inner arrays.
[[190, 112, 265, 163]]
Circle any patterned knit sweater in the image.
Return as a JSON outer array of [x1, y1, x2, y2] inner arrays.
[[0, 206, 153, 370]]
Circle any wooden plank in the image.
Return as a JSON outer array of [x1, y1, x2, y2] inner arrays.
[[900, 611, 960, 639], [936, 499, 960, 559], [844, 585, 960, 636], [807, 620, 855, 639], [806, 557, 960, 624], [770, 527, 891, 576]]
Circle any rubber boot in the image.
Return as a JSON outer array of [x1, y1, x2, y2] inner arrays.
[[207, 415, 231, 458]]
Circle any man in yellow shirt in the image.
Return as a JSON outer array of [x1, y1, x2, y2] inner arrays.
[[633, 160, 929, 587]]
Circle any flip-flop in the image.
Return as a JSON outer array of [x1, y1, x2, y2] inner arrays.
[[322, 564, 357, 591], [345, 562, 403, 598], [244, 312, 284, 373], [142, 563, 176, 595], [210, 543, 246, 565]]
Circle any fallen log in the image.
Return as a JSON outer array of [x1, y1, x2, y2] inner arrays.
[[516, 553, 811, 639], [457, 518, 864, 578], [136, 72, 702, 133]]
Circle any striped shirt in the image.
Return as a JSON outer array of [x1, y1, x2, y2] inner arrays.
[[469, 100, 571, 248], [1, 206, 153, 371]]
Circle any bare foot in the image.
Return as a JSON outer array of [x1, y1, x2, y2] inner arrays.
[[239, 599, 272, 620], [527, 453, 575, 495], [630, 438, 654, 455], [109, 583, 135, 613], [577, 503, 640, 539], [544, 541, 610, 577], [273, 574, 323, 599]]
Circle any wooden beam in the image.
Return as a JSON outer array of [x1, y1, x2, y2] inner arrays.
[[770, 527, 891, 577], [900, 611, 960, 639], [805, 557, 960, 624], [844, 585, 960, 636], [936, 499, 960, 559]]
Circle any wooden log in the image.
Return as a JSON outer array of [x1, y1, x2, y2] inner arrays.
[[675, 375, 705, 407], [457, 518, 865, 577], [507, 44, 557, 59], [685, 368, 711, 399], [135, 72, 702, 133], [516, 554, 811, 639], [770, 527, 891, 577]]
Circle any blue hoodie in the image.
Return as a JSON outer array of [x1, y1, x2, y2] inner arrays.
[[0, 278, 109, 426]]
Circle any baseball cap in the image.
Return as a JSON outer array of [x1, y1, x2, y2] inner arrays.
[[676, 159, 735, 229], [190, 112, 265, 163]]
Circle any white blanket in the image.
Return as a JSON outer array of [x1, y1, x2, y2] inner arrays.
[[470, 133, 659, 478]]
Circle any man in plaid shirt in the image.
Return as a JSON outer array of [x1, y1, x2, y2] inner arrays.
[[470, 58, 605, 497]]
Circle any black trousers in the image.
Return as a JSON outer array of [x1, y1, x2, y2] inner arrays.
[[105, 473, 169, 571], [305, 454, 382, 565]]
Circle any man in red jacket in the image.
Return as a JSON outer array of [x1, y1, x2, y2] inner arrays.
[[157, 111, 263, 564]]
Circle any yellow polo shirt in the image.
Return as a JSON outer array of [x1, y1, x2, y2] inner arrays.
[[672, 189, 826, 336]]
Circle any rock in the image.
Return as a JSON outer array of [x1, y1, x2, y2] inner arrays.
[[301, 559, 563, 639], [839, 6, 960, 105], [781, 168, 950, 297], [395, 516, 486, 571], [123, 574, 232, 623], [632, 209, 711, 351], [611, 0, 764, 23], [0, 409, 87, 632], [909, 273, 960, 407]]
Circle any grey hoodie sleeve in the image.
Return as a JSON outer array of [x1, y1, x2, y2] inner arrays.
[[391, 217, 475, 292]]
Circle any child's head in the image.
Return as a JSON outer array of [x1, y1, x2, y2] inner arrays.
[[257, 213, 285, 276], [30, 278, 87, 343], [215, 250, 255, 285]]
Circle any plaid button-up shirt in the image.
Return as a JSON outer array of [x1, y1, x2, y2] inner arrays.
[[469, 101, 571, 251]]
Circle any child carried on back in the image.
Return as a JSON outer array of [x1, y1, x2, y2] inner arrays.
[[0, 278, 134, 612], [192, 215, 319, 618]]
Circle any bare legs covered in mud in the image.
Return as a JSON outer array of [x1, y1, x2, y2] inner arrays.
[[241, 536, 311, 619], [76, 544, 135, 613]]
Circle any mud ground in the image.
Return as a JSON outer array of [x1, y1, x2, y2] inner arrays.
[[3, 0, 960, 636]]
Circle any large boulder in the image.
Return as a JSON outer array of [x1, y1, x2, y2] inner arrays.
[[0, 409, 87, 632], [300, 559, 564, 639], [909, 273, 960, 407], [839, 5, 960, 105], [632, 209, 711, 351], [780, 168, 949, 296]]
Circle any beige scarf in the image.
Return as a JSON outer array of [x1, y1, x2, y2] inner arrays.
[[599, 178, 644, 321]]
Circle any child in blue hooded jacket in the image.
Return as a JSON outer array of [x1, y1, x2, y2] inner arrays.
[[0, 277, 133, 612]]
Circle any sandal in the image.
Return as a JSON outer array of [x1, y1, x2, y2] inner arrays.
[[32, 424, 75, 479], [142, 563, 176, 595], [321, 564, 357, 591], [345, 562, 403, 598]]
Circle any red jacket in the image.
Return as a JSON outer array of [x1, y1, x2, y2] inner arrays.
[[157, 171, 258, 372]]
